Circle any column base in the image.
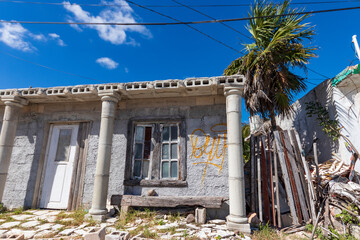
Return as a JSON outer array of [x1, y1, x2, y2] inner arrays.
[[85, 213, 106, 222], [226, 215, 251, 233], [87, 208, 108, 222]]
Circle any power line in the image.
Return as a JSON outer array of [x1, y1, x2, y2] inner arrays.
[[124, 0, 243, 53], [308, 67, 331, 79], [172, 0, 251, 40], [2, 5, 360, 26], [0, 51, 104, 82], [1, 0, 360, 8]]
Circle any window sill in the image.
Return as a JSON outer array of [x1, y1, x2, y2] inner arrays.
[[123, 179, 187, 187]]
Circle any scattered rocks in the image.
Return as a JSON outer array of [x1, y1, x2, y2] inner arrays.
[[186, 214, 195, 223], [156, 223, 178, 230], [209, 219, 226, 225], [20, 220, 40, 228], [147, 189, 156, 196], [35, 223, 54, 231], [11, 215, 33, 221], [59, 228, 76, 236], [0, 221, 21, 229], [105, 231, 130, 240], [186, 224, 200, 230]]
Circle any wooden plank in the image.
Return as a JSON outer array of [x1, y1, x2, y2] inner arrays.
[[283, 131, 309, 222], [111, 195, 225, 208], [250, 135, 256, 213], [292, 130, 317, 223], [256, 137, 263, 221], [123, 179, 187, 187], [267, 133, 276, 226], [273, 131, 299, 225], [280, 131, 303, 223], [273, 143, 282, 228], [288, 130, 312, 222], [260, 136, 271, 223], [313, 140, 321, 200]]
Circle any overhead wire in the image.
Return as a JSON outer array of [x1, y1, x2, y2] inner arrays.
[[1, 0, 360, 8], [171, 0, 251, 41], [2, 5, 360, 26], [123, 0, 243, 53]]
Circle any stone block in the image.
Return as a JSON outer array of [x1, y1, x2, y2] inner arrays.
[[84, 227, 106, 240], [105, 231, 130, 240], [186, 214, 195, 223], [0, 222, 21, 229], [5, 234, 24, 240], [20, 221, 40, 228], [195, 208, 206, 224], [59, 228, 75, 236]]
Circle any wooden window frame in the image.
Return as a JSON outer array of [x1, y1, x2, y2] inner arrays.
[[124, 117, 187, 187]]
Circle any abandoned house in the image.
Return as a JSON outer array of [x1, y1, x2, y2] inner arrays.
[[0, 75, 250, 232]]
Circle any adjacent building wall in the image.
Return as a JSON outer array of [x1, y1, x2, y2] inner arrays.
[[277, 78, 360, 173]]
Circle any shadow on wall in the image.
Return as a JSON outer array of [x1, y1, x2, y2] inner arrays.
[[23, 114, 45, 209], [278, 79, 336, 163]]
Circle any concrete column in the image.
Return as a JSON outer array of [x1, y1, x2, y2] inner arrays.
[[0, 96, 28, 202], [89, 92, 120, 221], [224, 85, 251, 233]]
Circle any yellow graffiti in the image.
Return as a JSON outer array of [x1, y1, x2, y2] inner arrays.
[[191, 123, 227, 183]]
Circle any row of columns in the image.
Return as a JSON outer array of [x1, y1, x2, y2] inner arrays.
[[0, 86, 249, 232]]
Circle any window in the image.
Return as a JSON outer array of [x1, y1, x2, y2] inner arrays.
[[132, 125, 152, 179], [127, 119, 185, 185], [161, 125, 179, 179]]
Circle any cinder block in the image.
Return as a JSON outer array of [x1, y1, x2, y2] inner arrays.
[[195, 207, 206, 224], [105, 231, 130, 240], [84, 227, 106, 240]]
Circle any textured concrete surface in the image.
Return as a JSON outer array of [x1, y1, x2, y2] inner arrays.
[[1, 96, 229, 210]]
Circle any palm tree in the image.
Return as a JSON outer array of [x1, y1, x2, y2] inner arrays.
[[224, 0, 316, 129]]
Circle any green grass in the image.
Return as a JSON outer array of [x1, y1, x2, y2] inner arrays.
[[252, 223, 280, 240]]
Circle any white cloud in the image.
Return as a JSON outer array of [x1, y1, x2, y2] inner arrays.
[[48, 33, 66, 46], [96, 57, 118, 69], [63, 0, 151, 45], [124, 67, 129, 73], [0, 22, 34, 51]]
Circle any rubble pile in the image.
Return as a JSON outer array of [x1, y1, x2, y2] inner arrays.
[[308, 155, 360, 239]]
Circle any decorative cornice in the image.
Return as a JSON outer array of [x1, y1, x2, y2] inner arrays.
[[0, 75, 244, 105]]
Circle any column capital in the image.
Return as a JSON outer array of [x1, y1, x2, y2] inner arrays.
[[1, 96, 28, 108], [224, 84, 244, 97], [98, 92, 121, 103]]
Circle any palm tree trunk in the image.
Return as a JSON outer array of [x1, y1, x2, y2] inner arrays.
[[270, 109, 277, 130]]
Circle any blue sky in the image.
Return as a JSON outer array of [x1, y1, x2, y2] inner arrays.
[[0, 0, 359, 122]]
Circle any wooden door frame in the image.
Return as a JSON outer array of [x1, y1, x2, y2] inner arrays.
[[32, 121, 91, 210]]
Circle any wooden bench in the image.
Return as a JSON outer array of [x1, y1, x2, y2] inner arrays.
[[110, 195, 226, 217]]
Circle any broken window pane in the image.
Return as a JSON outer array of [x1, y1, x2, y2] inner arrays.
[[143, 141, 151, 159], [55, 129, 72, 162], [162, 161, 169, 178], [162, 144, 169, 159], [171, 143, 178, 159], [145, 127, 152, 141], [162, 126, 169, 141], [171, 126, 178, 141], [134, 160, 141, 177], [142, 160, 149, 178], [171, 161, 178, 178], [135, 126, 144, 142], [134, 143, 143, 159]]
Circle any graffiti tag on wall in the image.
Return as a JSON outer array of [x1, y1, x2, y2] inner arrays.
[[191, 123, 227, 183]]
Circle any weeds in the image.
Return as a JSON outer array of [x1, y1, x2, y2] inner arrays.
[[252, 223, 279, 240]]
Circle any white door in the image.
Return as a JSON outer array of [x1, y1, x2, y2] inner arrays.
[[40, 124, 79, 209]]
